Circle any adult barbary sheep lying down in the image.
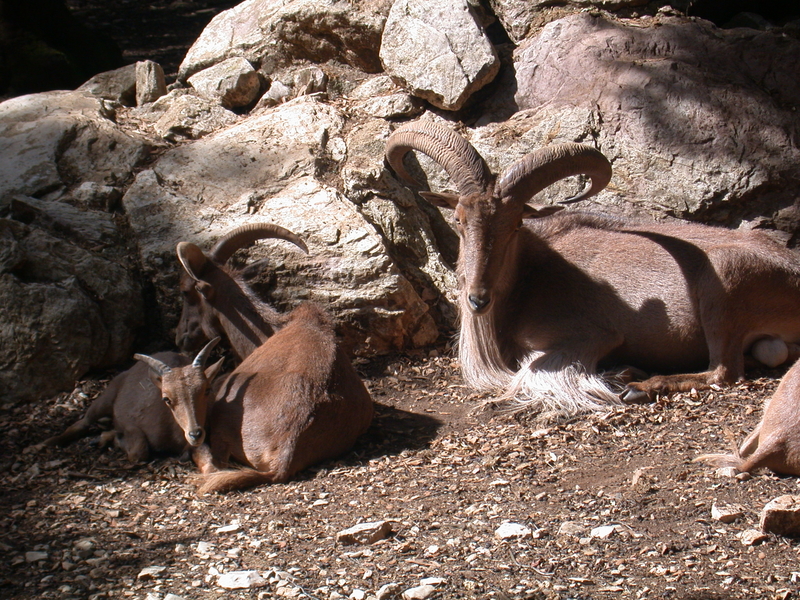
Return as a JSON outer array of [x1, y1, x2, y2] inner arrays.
[[176, 222, 308, 360], [189, 302, 374, 494], [174, 223, 373, 492], [695, 357, 800, 476], [385, 120, 800, 420], [38, 339, 223, 463]]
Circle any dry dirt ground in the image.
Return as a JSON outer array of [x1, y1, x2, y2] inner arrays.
[[3, 350, 800, 600], [6, 2, 800, 600]]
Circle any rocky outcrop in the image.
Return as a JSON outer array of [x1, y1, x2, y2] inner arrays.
[[2, 0, 800, 403], [509, 13, 800, 228], [177, 0, 390, 81]]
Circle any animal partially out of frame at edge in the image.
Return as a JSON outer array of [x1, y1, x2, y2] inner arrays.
[[38, 339, 222, 463], [695, 356, 800, 476], [385, 120, 800, 420]]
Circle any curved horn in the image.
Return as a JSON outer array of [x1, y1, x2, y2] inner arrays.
[[176, 241, 208, 282], [385, 121, 492, 196], [210, 223, 309, 265], [192, 337, 220, 368], [495, 143, 612, 205], [134, 353, 172, 377]]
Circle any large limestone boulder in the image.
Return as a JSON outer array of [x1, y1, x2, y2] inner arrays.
[[178, 0, 390, 82], [122, 96, 438, 355], [0, 91, 156, 206], [0, 216, 143, 403], [486, 0, 652, 43], [505, 13, 800, 228], [380, 0, 500, 111]]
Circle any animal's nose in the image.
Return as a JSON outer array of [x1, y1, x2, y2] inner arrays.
[[468, 293, 491, 313], [188, 428, 204, 444]]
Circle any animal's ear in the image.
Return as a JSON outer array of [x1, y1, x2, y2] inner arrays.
[[196, 280, 215, 300], [522, 203, 565, 219], [145, 370, 162, 388], [205, 358, 224, 383], [419, 191, 460, 209], [176, 242, 208, 280]]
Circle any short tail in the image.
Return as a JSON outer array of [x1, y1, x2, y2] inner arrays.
[[195, 468, 278, 495], [693, 453, 745, 470]]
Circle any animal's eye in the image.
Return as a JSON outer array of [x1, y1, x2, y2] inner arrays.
[[162, 396, 172, 406]]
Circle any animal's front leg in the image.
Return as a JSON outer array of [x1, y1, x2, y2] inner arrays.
[[191, 443, 221, 474], [116, 429, 150, 463], [620, 364, 741, 404]]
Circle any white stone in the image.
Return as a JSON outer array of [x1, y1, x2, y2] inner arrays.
[[590, 525, 620, 540], [336, 521, 393, 545], [137, 566, 168, 580], [495, 522, 532, 540], [377, 583, 401, 600], [217, 570, 268, 590], [188, 57, 261, 108], [402, 584, 436, 600], [760, 495, 800, 536], [711, 503, 744, 524], [25, 551, 48, 562], [740, 529, 769, 546]]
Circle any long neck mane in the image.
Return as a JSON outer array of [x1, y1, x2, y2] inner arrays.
[[216, 274, 284, 360], [456, 232, 527, 391]]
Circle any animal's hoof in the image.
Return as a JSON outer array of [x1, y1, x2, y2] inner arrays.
[[619, 386, 653, 405], [23, 443, 44, 454]]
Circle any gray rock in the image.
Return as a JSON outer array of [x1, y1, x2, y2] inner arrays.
[[760, 495, 800, 536], [401, 584, 436, 600], [178, 0, 388, 82], [135, 60, 167, 106], [509, 13, 800, 226], [78, 64, 137, 106], [217, 570, 267, 589], [256, 80, 294, 109], [487, 0, 650, 43], [122, 97, 437, 354], [0, 91, 154, 205], [0, 219, 144, 403], [294, 66, 328, 97], [336, 521, 393, 545], [380, 0, 500, 111], [151, 92, 239, 141], [188, 57, 261, 109]]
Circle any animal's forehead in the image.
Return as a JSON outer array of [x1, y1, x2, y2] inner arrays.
[[165, 369, 205, 391], [458, 194, 519, 218]]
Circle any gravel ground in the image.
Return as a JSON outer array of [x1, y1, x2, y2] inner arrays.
[[2, 351, 800, 600]]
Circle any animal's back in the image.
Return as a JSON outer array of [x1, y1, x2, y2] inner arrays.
[[211, 303, 373, 481], [519, 211, 800, 372]]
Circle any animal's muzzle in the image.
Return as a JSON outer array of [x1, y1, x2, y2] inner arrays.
[[187, 428, 205, 446]]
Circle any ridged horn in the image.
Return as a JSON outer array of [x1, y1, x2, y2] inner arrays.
[[495, 143, 612, 205], [385, 121, 491, 196], [192, 337, 220, 369], [134, 353, 172, 377], [210, 223, 309, 265]]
